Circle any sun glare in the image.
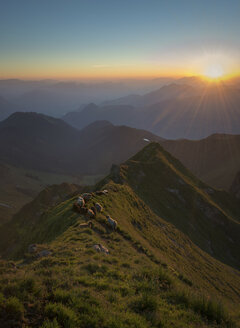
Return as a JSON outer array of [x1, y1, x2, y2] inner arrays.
[[204, 64, 224, 79]]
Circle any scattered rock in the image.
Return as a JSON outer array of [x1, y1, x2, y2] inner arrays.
[[166, 188, 185, 202], [37, 250, 52, 258], [178, 178, 186, 185], [204, 188, 214, 195], [28, 244, 37, 253]]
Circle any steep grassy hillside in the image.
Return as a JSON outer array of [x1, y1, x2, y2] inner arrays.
[[1, 183, 240, 327], [0, 143, 240, 327], [109, 143, 240, 269]]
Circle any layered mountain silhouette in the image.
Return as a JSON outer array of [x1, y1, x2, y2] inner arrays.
[[103, 83, 197, 107], [0, 78, 175, 117], [63, 83, 240, 139], [0, 112, 239, 190], [0, 112, 161, 174]]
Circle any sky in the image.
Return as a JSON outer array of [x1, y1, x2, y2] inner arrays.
[[0, 0, 240, 79]]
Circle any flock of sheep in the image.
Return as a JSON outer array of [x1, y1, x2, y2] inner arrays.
[[73, 190, 118, 231], [72, 190, 118, 255]]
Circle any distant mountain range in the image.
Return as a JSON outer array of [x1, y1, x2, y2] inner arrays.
[[0, 112, 239, 191], [0, 112, 162, 174], [0, 78, 174, 117], [63, 82, 240, 139], [103, 83, 197, 107], [1, 77, 240, 139]]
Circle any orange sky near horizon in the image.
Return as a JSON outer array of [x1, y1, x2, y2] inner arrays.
[[1, 61, 239, 81]]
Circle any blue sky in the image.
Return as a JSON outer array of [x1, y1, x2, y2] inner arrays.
[[0, 0, 239, 79]]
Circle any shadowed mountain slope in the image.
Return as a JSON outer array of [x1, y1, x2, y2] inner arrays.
[[162, 134, 240, 189], [0, 113, 162, 175], [0, 112, 79, 172]]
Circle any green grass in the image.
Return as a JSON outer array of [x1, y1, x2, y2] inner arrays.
[[0, 143, 240, 327]]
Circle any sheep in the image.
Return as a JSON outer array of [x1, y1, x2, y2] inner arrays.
[[87, 208, 95, 219], [99, 244, 109, 254], [94, 202, 103, 213], [95, 189, 108, 196], [91, 206, 97, 216], [106, 215, 117, 230], [93, 244, 101, 252], [93, 244, 109, 254], [76, 196, 85, 207], [82, 193, 92, 202], [28, 244, 37, 253], [79, 221, 93, 229]]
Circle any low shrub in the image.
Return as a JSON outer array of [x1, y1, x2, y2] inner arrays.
[[52, 289, 73, 304], [169, 290, 235, 326], [40, 318, 60, 328], [4, 296, 25, 321], [84, 263, 108, 274], [130, 294, 158, 315], [19, 277, 37, 293], [45, 302, 77, 328], [192, 297, 227, 324]]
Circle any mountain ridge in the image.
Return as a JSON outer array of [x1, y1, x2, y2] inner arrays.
[[0, 143, 240, 327]]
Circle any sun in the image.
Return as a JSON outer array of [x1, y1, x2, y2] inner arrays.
[[204, 64, 224, 80]]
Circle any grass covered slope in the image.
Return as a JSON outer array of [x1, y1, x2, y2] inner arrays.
[[112, 142, 240, 269], [0, 143, 240, 327], [0, 183, 240, 328]]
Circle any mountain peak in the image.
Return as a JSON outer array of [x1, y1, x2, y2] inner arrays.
[[81, 103, 99, 112], [1, 111, 72, 129], [129, 142, 169, 163]]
